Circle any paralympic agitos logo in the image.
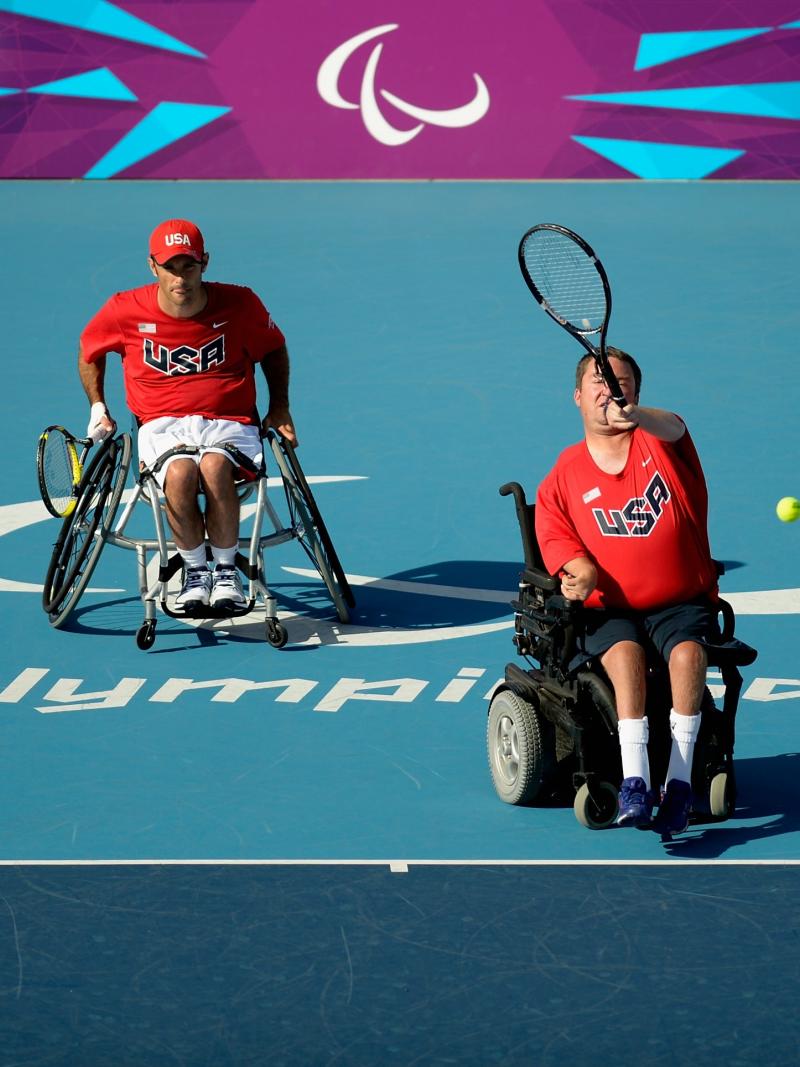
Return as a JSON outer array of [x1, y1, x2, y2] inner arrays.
[[317, 24, 490, 146]]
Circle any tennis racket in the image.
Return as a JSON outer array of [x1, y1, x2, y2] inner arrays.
[[36, 426, 92, 518], [518, 223, 626, 408]]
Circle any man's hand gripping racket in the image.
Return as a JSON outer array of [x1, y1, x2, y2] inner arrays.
[[517, 223, 627, 409]]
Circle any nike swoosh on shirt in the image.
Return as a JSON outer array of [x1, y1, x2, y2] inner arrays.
[[642, 457, 652, 467], [212, 321, 228, 328]]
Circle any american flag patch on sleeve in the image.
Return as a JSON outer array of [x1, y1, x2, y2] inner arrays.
[[138, 323, 156, 333]]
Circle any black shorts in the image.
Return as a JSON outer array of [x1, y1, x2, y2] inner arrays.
[[574, 596, 720, 668]]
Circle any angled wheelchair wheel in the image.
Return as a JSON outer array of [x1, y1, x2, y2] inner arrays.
[[487, 687, 554, 805], [43, 434, 132, 628], [268, 432, 355, 624]]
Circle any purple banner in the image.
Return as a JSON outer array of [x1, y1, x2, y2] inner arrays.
[[2, 0, 800, 179]]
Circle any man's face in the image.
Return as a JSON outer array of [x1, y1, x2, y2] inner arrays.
[[574, 356, 639, 427], [149, 253, 207, 310]]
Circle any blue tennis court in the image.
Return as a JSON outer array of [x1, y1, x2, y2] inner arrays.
[[2, 178, 799, 1061]]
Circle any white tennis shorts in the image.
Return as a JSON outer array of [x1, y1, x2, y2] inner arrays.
[[138, 415, 264, 487]]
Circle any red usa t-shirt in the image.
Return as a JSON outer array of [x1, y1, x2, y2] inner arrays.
[[535, 425, 717, 610], [80, 282, 286, 425]]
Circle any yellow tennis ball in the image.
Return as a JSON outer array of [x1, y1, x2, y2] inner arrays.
[[776, 496, 800, 523]]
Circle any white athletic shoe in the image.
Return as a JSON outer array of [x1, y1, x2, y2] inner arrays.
[[175, 566, 212, 610], [211, 565, 247, 609]]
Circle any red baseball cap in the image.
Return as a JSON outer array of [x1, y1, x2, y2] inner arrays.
[[149, 219, 205, 264]]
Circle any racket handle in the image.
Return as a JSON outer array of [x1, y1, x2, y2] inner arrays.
[[597, 358, 627, 409]]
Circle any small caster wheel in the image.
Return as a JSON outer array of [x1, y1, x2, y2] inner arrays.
[[266, 620, 288, 648], [709, 771, 735, 818], [136, 621, 156, 650], [574, 781, 618, 830]]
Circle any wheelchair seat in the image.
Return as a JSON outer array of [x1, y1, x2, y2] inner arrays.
[[487, 481, 758, 830]]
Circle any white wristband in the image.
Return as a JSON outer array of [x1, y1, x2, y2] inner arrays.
[[88, 401, 110, 443]]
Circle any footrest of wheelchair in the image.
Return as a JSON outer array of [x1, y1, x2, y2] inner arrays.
[[161, 600, 256, 620]]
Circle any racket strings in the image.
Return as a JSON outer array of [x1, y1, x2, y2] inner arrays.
[[522, 230, 607, 332], [42, 433, 79, 513]]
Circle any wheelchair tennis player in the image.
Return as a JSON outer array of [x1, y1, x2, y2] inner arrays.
[[535, 348, 727, 837], [78, 218, 296, 615]]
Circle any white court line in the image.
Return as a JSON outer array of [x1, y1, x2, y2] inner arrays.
[[0, 859, 797, 867], [282, 566, 512, 602], [283, 566, 800, 614]]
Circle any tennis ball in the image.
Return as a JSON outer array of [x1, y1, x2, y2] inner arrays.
[[776, 496, 800, 523]]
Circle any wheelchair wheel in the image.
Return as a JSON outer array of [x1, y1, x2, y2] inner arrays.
[[487, 687, 554, 805], [42, 434, 131, 628], [266, 619, 289, 648], [268, 432, 355, 624], [709, 770, 736, 819], [573, 781, 619, 830]]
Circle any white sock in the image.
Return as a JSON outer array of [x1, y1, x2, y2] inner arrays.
[[618, 717, 650, 789], [666, 709, 701, 785], [179, 543, 208, 570], [210, 544, 237, 568]]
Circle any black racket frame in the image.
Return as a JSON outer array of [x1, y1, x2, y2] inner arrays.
[[518, 222, 626, 408], [36, 425, 92, 519]]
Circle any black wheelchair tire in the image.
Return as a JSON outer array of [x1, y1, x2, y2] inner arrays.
[[487, 687, 554, 806], [43, 434, 131, 628], [269, 433, 355, 624]]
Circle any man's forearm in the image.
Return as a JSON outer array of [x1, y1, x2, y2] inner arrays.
[[78, 350, 107, 405], [632, 406, 684, 442], [260, 344, 290, 409]]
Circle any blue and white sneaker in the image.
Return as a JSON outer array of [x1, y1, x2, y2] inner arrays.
[[616, 777, 655, 828], [175, 566, 212, 612], [652, 779, 693, 840], [210, 565, 247, 610]]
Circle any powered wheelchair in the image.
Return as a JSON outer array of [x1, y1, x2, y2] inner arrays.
[[487, 481, 757, 830], [41, 429, 355, 650]]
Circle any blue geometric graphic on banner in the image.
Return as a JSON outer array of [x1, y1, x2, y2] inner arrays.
[[28, 67, 136, 101], [0, 88, 21, 96], [567, 82, 800, 120], [780, 20, 800, 27], [634, 28, 773, 71], [572, 135, 744, 179], [84, 101, 231, 178], [0, 0, 205, 58]]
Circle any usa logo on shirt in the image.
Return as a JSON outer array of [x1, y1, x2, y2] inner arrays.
[[591, 471, 670, 537], [142, 335, 226, 375]]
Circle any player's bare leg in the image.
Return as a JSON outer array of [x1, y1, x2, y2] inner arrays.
[[164, 458, 211, 609], [600, 640, 646, 719], [163, 459, 204, 549], [198, 452, 240, 549], [668, 640, 707, 716]]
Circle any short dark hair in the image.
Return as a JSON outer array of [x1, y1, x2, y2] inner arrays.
[[575, 347, 642, 396]]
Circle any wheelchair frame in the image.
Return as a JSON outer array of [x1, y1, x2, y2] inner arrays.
[[42, 429, 355, 650], [487, 481, 758, 830]]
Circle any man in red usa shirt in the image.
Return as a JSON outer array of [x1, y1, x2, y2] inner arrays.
[[535, 348, 719, 837], [79, 218, 295, 613]]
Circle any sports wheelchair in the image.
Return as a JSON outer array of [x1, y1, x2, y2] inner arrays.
[[41, 429, 355, 650], [487, 481, 758, 830]]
